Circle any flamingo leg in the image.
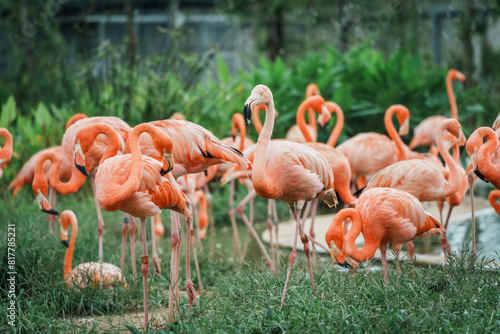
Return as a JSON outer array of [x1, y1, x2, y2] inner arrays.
[[272, 200, 279, 256], [139, 218, 149, 331], [380, 245, 389, 283], [129, 215, 137, 277], [184, 210, 196, 307], [301, 201, 312, 224], [308, 199, 319, 263], [90, 175, 105, 262], [189, 202, 203, 293], [120, 215, 129, 273], [151, 217, 161, 279], [294, 206, 316, 297], [468, 170, 476, 258], [203, 185, 215, 259], [240, 189, 258, 260], [236, 191, 276, 273], [227, 180, 242, 259], [280, 206, 300, 311], [394, 245, 402, 275], [266, 199, 275, 259], [441, 205, 454, 262], [168, 211, 181, 320]]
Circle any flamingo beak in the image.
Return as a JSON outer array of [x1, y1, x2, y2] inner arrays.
[[73, 141, 89, 177], [160, 151, 174, 176], [331, 250, 353, 269], [36, 190, 59, 215], [471, 149, 488, 183], [231, 135, 236, 142], [244, 93, 259, 126], [399, 118, 410, 136], [60, 227, 69, 248]]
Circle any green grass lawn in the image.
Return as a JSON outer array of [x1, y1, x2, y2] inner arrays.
[[1, 186, 500, 333]]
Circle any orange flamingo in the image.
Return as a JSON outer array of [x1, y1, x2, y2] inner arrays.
[[59, 210, 126, 288], [326, 187, 444, 282], [0, 128, 13, 180], [93, 123, 188, 327], [363, 119, 463, 259], [336, 105, 410, 188], [409, 69, 465, 149], [243, 84, 338, 310], [489, 190, 500, 215], [34, 117, 132, 263], [285, 83, 321, 143], [195, 190, 209, 239], [9, 146, 72, 233]]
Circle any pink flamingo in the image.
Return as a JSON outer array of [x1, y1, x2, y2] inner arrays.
[[336, 105, 410, 188], [326, 187, 444, 282], [243, 84, 338, 310], [93, 123, 188, 328], [409, 69, 465, 149], [285, 83, 321, 143], [59, 210, 126, 288], [0, 128, 13, 180], [363, 119, 463, 261]]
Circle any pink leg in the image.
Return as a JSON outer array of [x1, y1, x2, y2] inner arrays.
[[266, 199, 275, 259], [468, 170, 477, 258], [90, 175, 105, 262], [47, 187, 57, 234], [129, 215, 137, 277], [204, 185, 216, 259], [380, 245, 389, 283], [184, 211, 197, 307], [227, 180, 242, 259], [280, 207, 300, 311], [189, 202, 203, 293], [293, 207, 316, 297], [407, 241, 415, 277], [272, 200, 279, 255], [394, 244, 402, 274], [441, 206, 454, 262], [236, 191, 276, 273], [151, 217, 161, 279], [121, 214, 129, 273], [168, 211, 181, 320], [240, 189, 259, 260], [139, 218, 149, 330]]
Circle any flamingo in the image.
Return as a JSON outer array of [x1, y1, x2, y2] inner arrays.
[[466, 126, 500, 257], [362, 119, 463, 261], [409, 69, 465, 149], [489, 190, 500, 215], [326, 187, 444, 282], [9, 146, 72, 233], [92, 123, 189, 328], [285, 83, 321, 143], [336, 105, 410, 188], [195, 189, 209, 239], [0, 128, 13, 180], [243, 84, 338, 310], [297, 101, 357, 250], [33, 116, 132, 263], [58, 210, 126, 288]]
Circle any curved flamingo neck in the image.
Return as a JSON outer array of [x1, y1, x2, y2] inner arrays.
[[254, 98, 276, 190], [232, 114, 247, 151], [384, 106, 408, 161], [64, 218, 78, 282], [33, 151, 86, 196], [78, 124, 121, 167], [325, 102, 345, 147], [306, 84, 320, 134], [252, 105, 265, 134], [297, 96, 325, 143], [446, 72, 460, 120], [476, 127, 500, 180], [436, 123, 461, 197], [0, 128, 13, 161], [326, 208, 354, 251], [489, 191, 500, 215], [343, 208, 380, 263]]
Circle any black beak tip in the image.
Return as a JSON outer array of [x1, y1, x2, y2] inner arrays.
[[61, 240, 69, 248], [43, 208, 59, 216], [231, 135, 236, 142], [338, 261, 353, 269], [459, 144, 465, 155], [76, 164, 89, 177], [474, 169, 489, 183], [160, 168, 168, 176], [243, 103, 252, 126]]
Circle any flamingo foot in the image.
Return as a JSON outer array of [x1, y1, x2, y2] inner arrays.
[[186, 280, 197, 307], [152, 254, 161, 278]]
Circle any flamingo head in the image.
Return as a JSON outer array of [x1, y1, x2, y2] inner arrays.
[[59, 210, 77, 248], [492, 112, 500, 131], [449, 69, 466, 83], [36, 189, 59, 216], [318, 104, 331, 131], [330, 249, 352, 269], [244, 85, 273, 126], [73, 140, 89, 177], [160, 150, 174, 176]]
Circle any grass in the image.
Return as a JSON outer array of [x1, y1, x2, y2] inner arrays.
[[1, 186, 500, 333]]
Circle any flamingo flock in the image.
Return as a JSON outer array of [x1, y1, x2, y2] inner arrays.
[[3, 67, 500, 329]]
